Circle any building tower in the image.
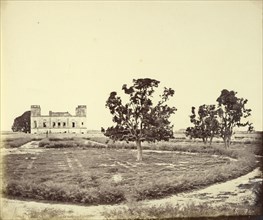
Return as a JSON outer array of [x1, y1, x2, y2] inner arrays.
[[31, 105, 41, 133], [75, 105, 87, 117], [31, 105, 41, 117]]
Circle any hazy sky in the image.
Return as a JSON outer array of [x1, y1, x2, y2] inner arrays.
[[1, 1, 262, 131]]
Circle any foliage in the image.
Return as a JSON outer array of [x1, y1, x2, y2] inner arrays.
[[102, 78, 176, 161], [186, 89, 254, 148], [186, 105, 220, 145], [216, 89, 253, 147], [11, 111, 31, 133]]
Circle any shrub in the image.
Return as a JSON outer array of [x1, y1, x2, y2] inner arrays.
[[38, 138, 84, 148], [38, 138, 107, 148], [48, 137, 74, 141], [2, 137, 33, 148], [3, 180, 125, 205]]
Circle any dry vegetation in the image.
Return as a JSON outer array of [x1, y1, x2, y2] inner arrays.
[[102, 202, 262, 219], [2, 131, 262, 208]]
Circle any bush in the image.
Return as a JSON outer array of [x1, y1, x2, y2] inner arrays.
[[38, 138, 84, 148], [3, 180, 125, 205], [38, 138, 107, 148], [2, 137, 33, 148], [48, 137, 74, 141]]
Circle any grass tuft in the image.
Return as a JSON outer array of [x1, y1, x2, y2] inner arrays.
[[102, 202, 262, 219]]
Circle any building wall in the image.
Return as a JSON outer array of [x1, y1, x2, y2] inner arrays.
[[30, 105, 87, 134]]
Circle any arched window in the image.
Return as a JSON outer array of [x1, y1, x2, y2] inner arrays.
[[72, 122, 75, 128]]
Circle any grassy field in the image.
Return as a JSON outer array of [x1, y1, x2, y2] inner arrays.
[[2, 131, 261, 207]]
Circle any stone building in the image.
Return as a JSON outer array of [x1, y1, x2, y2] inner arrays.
[[30, 105, 87, 134]]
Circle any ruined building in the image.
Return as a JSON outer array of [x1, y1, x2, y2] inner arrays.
[[30, 105, 87, 134]]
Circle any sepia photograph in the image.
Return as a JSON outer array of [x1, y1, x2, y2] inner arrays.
[[0, 0, 262, 219]]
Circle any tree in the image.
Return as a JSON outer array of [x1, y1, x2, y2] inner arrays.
[[185, 105, 220, 145], [11, 111, 31, 133], [216, 89, 253, 148], [102, 78, 177, 161]]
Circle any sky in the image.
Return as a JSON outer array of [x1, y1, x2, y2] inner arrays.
[[1, 0, 262, 131]]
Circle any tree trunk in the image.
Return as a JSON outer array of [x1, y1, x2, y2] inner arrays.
[[223, 136, 230, 148], [209, 136, 213, 146], [223, 137, 227, 148], [136, 140, 143, 161], [226, 136, 231, 148]]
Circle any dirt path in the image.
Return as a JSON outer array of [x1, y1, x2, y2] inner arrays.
[[1, 167, 261, 220], [0, 141, 43, 155]]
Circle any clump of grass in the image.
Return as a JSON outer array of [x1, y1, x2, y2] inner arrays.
[[253, 183, 263, 210], [38, 138, 85, 148], [88, 136, 109, 144], [25, 208, 67, 220], [2, 137, 33, 148], [3, 180, 125, 205], [107, 141, 137, 149], [102, 202, 261, 219], [38, 138, 106, 148], [48, 137, 74, 141], [253, 165, 263, 211], [18, 208, 92, 220], [147, 141, 240, 159]]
